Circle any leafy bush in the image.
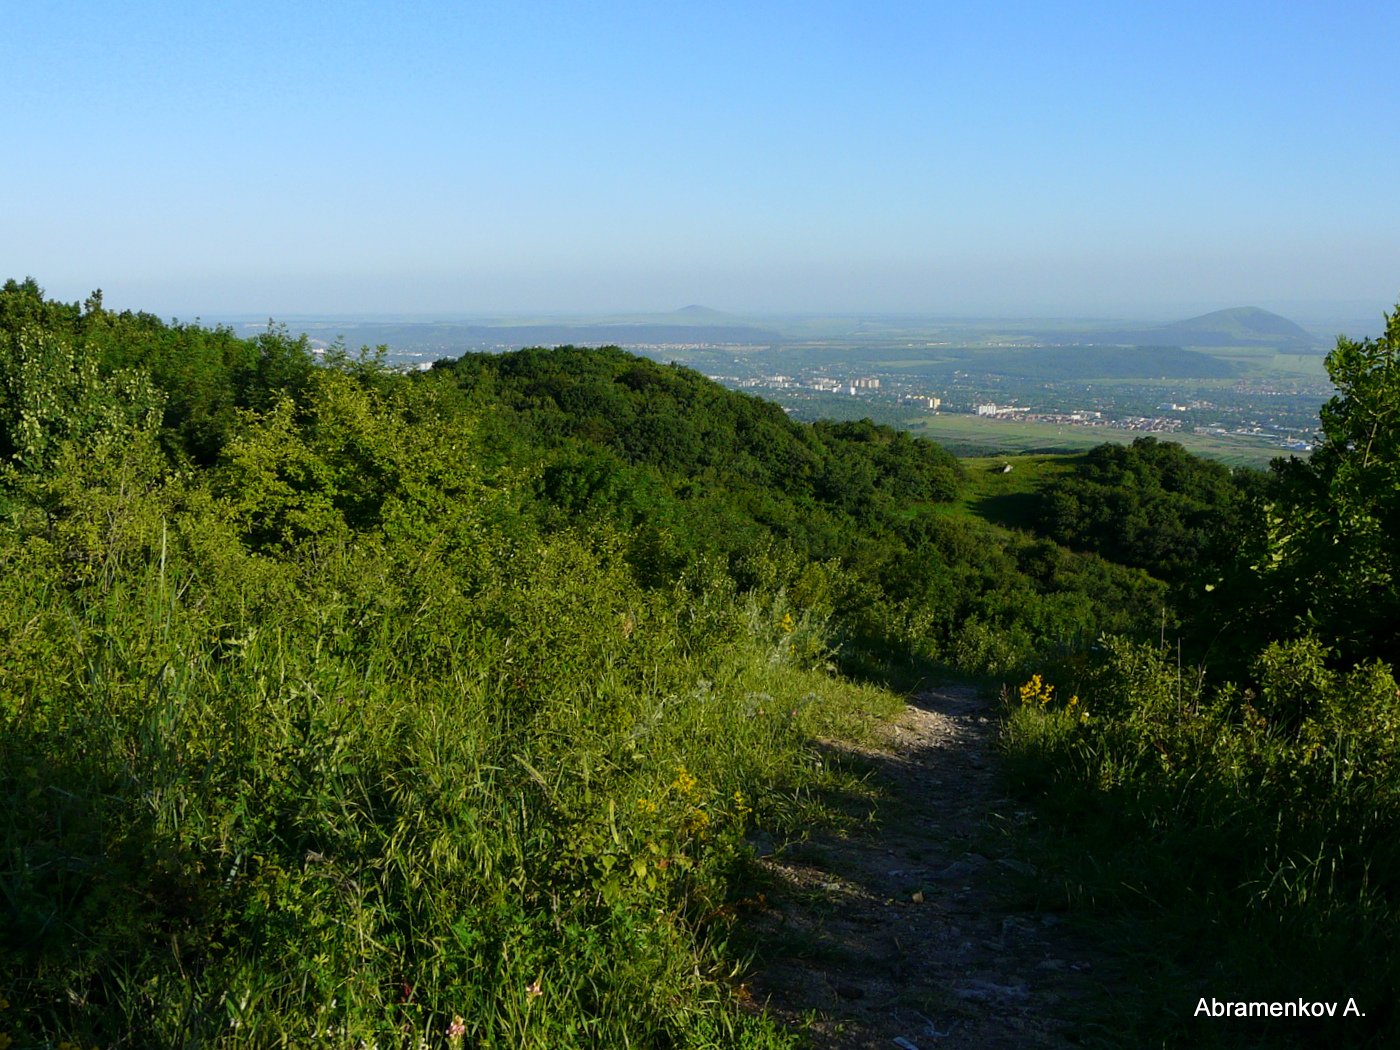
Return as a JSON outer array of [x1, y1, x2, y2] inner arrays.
[[1004, 636, 1400, 1046], [0, 309, 907, 1046]]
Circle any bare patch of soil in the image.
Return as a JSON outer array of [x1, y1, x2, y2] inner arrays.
[[745, 686, 1102, 1049]]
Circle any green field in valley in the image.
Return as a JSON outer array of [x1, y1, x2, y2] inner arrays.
[[908, 412, 1291, 467], [942, 453, 1082, 532]]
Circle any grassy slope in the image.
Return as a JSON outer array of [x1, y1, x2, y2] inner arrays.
[[939, 453, 1082, 532]]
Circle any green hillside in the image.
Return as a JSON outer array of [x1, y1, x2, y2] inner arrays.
[[0, 279, 1159, 1047], [945, 453, 1083, 531], [4, 276, 1400, 1047]]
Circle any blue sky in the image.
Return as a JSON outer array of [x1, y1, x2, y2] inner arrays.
[[4, 1, 1398, 321]]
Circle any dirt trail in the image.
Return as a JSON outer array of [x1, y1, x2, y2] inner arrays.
[[746, 686, 1100, 1049]]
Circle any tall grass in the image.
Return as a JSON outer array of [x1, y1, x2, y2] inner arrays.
[[0, 446, 900, 1048], [1002, 638, 1400, 1048]]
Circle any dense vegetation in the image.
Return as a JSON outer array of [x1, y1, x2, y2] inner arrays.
[[1006, 306, 1400, 1047], [436, 343, 1161, 676], [0, 278, 1157, 1048], [1032, 436, 1255, 586], [3, 273, 1398, 1048]]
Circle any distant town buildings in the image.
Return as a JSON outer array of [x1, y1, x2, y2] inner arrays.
[[701, 360, 1316, 456], [902, 395, 941, 410]]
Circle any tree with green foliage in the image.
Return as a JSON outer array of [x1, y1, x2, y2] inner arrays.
[[1255, 302, 1400, 664], [0, 320, 164, 474], [1034, 436, 1253, 587]]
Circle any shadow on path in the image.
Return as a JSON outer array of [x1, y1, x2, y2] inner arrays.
[[743, 686, 1111, 1050]]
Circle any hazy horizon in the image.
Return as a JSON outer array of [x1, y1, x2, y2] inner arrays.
[[5, 2, 1398, 325], [97, 301, 1390, 341]]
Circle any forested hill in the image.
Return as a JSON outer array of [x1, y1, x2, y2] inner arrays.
[[449, 344, 960, 503], [0, 278, 1156, 680], [446, 344, 1173, 669], [442, 346, 964, 565]]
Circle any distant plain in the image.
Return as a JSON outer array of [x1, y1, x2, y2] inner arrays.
[[219, 304, 1338, 470]]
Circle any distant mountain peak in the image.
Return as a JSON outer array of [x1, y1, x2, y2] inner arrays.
[[676, 304, 730, 317], [1164, 306, 1314, 336], [1154, 306, 1320, 349]]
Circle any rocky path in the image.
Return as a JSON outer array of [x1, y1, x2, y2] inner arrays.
[[745, 686, 1104, 1049]]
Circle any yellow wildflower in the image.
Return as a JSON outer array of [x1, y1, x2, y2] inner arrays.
[[1019, 674, 1055, 707]]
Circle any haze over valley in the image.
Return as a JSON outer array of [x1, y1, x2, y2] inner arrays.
[[219, 303, 1339, 465]]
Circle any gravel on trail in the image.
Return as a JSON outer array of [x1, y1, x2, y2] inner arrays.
[[745, 686, 1108, 1050]]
